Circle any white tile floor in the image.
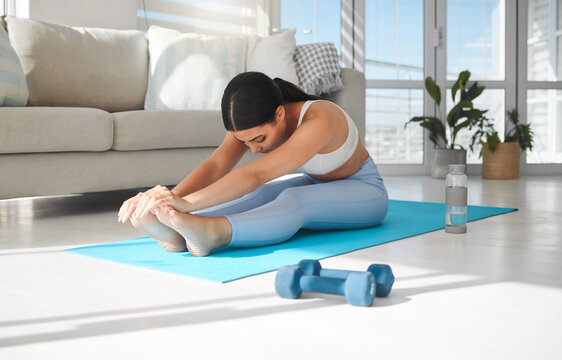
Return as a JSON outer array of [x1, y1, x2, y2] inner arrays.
[[1, 176, 561, 359]]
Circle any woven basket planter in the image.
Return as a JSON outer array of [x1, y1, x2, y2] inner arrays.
[[482, 142, 520, 179]]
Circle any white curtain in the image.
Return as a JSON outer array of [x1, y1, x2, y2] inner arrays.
[[3, 0, 29, 17]]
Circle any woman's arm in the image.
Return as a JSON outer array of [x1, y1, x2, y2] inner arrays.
[[171, 133, 248, 197], [133, 114, 333, 217], [121, 133, 246, 222], [183, 116, 332, 211]]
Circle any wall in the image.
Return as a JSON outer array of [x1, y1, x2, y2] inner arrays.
[[138, 0, 271, 36], [15, 0, 271, 34], [27, 0, 137, 29]]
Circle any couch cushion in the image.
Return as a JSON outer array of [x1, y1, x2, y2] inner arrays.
[[0, 107, 113, 154], [4, 16, 148, 112], [112, 110, 225, 151]]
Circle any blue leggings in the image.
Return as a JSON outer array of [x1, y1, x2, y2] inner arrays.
[[194, 157, 389, 247]]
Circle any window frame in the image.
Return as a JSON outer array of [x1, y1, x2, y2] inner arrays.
[[350, 0, 433, 175], [441, 0, 517, 173]]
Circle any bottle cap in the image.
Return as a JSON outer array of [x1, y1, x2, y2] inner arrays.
[[448, 164, 466, 172]]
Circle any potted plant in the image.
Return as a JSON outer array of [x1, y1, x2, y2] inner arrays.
[[405, 70, 488, 178], [475, 109, 534, 179]]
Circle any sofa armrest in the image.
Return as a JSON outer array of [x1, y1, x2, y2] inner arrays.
[[323, 68, 366, 141]]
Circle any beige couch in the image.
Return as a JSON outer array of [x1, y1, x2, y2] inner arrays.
[[0, 17, 366, 200]]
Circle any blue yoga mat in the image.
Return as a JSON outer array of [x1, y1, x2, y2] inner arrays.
[[66, 200, 517, 283]]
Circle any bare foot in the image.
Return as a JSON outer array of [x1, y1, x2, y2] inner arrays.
[[130, 212, 187, 252], [155, 206, 232, 257]]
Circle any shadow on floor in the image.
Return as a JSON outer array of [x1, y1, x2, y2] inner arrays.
[[0, 294, 338, 348], [0, 188, 167, 221], [0, 271, 504, 348]]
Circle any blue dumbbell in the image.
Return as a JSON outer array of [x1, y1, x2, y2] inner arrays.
[[275, 265, 376, 307], [298, 260, 394, 297]]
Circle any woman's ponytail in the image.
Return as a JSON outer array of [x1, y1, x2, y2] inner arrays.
[[273, 78, 323, 103]]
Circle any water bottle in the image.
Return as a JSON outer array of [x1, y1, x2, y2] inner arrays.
[[445, 164, 467, 233]]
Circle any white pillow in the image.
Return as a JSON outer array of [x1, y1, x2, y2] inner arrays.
[[0, 24, 28, 106], [246, 29, 298, 84], [144, 26, 247, 110]]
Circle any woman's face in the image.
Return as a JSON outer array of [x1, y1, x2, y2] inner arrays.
[[231, 106, 287, 154]]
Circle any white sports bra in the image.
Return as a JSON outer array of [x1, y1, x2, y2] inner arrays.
[[293, 100, 359, 175]]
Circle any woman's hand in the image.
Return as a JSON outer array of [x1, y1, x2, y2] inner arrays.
[[118, 193, 143, 224], [133, 185, 192, 218]]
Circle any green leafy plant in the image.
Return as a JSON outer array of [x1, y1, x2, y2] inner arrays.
[[479, 109, 534, 154], [405, 70, 489, 150]]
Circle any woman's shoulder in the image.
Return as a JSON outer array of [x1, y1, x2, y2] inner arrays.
[[302, 100, 344, 123]]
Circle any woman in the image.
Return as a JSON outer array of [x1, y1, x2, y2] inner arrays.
[[118, 72, 388, 256]]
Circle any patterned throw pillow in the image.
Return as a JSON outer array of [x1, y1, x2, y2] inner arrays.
[[294, 42, 344, 96], [144, 26, 247, 110], [0, 22, 28, 106]]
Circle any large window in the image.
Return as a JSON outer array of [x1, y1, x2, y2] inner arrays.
[[366, 89, 424, 163], [278, 0, 561, 173], [280, 0, 341, 54], [365, 1, 424, 81], [364, 0, 425, 164], [446, 0, 507, 163], [447, 0, 505, 81]]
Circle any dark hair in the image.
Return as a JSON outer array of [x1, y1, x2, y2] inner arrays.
[[221, 72, 323, 131]]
